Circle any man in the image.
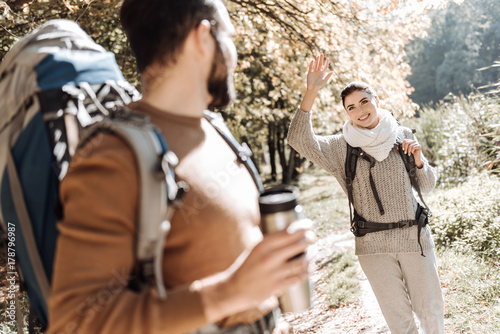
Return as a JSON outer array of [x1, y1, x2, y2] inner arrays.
[[47, 1, 313, 333]]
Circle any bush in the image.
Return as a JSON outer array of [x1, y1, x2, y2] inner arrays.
[[412, 93, 500, 186], [428, 173, 500, 263]]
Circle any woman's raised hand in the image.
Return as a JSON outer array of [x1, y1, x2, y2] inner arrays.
[[300, 54, 334, 112], [306, 54, 334, 93]]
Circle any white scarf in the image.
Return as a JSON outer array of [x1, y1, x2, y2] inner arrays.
[[342, 108, 399, 162]]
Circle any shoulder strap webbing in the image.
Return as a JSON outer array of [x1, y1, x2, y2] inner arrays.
[[203, 111, 264, 193], [345, 143, 358, 234], [0, 124, 9, 232], [361, 152, 385, 216], [79, 111, 183, 300], [6, 149, 51, 313], [346, 142, 434, 215], [395, 142, 432, 216], [345, 144, 385, 225]]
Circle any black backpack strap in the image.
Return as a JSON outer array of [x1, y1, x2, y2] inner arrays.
[[395, 141, 432, 216], [359, 152, 385, 216], [345, 143, 385, 222], [203, 111, 264, 193], [345, 143, 358, 235], [415, 203, 429, 256], [395, 131, 432, 257]]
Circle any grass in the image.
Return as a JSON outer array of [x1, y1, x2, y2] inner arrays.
[[321, 251, 359, 308], [294, 164, 500, 332], [437, 248, 500, 333], [294, 165, 360, 308], [294, 165, 350, 239], [2, 165, 499, 333]]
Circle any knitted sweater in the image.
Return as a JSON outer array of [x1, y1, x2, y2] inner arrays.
[[288, 109, 437, 255]]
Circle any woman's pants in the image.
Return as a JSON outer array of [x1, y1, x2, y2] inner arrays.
[[358, 249, 445, 334]]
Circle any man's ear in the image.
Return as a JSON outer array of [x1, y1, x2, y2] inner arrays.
[[194, 19, 214, 56], [375, 96, 380, 107]]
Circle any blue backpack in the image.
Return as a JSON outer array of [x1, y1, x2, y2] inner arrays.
[[0, 19, 183, 330]]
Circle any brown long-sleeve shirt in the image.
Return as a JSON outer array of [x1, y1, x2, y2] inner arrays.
[[47, 101, 276, 334]]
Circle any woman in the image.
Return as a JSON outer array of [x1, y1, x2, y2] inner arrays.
[[288, 54, 444, 333]]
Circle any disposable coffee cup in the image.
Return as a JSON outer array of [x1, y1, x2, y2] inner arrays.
[[259, 185, 312, 313]]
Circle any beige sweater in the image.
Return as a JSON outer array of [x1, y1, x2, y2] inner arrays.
[[48, 102, 276, 334], [288, 109, 436, 255]]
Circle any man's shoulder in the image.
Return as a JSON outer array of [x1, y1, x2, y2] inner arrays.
[[71, 131, 137, 176]]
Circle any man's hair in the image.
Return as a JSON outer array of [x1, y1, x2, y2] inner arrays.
[[340, 81, 377, 108], [120, 0, 219, 73]]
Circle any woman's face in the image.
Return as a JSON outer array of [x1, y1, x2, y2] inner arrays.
[[344, 90, 380, 129]]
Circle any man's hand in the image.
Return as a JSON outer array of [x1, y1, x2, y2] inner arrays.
[[199, 219, 315, 323]]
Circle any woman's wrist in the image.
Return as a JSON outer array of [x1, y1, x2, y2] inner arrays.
[[305, 86, 320, 94], [300, 88, 319, 112]]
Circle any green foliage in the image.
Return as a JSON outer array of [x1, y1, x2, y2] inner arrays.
[[1, 0, 431, 182], [223, 0, 430, 181], [428, 173, 500, 264], [322, 251, 359, 308], [411, 92, 500, 185], [405, 0, 500, 105], [0, 0, 139, 86], [437, 249, 500, 333], [296, 166, 350, 238]]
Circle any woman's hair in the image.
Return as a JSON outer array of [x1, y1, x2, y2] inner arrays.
[[340, 81, 377, 108]]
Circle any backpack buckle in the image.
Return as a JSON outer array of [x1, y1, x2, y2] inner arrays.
[[346, 177, 353, 187], [237, 142, 252, 162], [422, 207, 432, 218]]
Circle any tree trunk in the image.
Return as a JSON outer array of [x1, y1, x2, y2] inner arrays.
[[284, 146, 295, 184], [277, 122, 288, 182], [268, 122, 277, 181]]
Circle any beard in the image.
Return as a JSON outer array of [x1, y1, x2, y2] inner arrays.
[[207, 40, 235, 110]]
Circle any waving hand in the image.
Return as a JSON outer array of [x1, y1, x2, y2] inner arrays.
[[306, 54, 334, 92], [300, 54, 334, 112]]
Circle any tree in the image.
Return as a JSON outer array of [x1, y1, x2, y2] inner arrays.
[[405, 0, 500, 106], [1, 0, 433, 182], [225, 0, 432, 181]]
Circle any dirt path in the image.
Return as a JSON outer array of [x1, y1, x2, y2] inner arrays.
[[284, 231, 391, 333]]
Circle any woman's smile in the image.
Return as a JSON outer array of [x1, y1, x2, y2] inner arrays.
[[344, 90, 380, 129], [358, 114, 370, 121]]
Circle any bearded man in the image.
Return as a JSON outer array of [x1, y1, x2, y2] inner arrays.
[[47, 1, 313, 333]]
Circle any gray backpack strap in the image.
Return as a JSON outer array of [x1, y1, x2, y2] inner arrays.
[[203, 111, 264, 193], [0, 124, 9, 230], [6, 149, 51, 305], [80, 111, 185, 300]]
